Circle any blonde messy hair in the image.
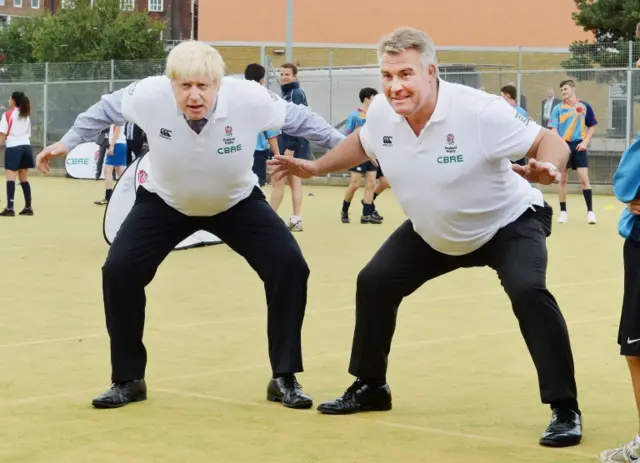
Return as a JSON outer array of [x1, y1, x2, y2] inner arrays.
[[377, 27, 438, 69], [166, 41, 226, 83]]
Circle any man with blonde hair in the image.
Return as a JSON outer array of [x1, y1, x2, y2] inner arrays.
[[36, 41, 344, 410], [269, 27, 582, 447]]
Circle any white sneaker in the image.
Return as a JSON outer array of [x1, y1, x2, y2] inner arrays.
[[599, 438, 640, 462], [588, 211, 597, 224], [288, 217, 304, 232], [558, 211, 568, 224]]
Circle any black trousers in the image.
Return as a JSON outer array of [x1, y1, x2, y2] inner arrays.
[[102, 186, 309, 382], [349, 203, 579, 405]]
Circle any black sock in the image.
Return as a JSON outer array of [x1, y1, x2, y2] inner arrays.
[[560, 201, 567, 212], [342, 200, 350, 213], [273, 373, 294, 380], [105, 188, 113, 201], [583, 189, 593, 212], [359, 377, 386, 387], [373, 192, 379, 201], [550, 399, 580, 414], [20, 182, 31, 208], [6, 180, 15, 210], [363, 202, 374, 215]]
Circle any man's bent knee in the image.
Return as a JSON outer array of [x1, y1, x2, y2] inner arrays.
[[266, 244, 309, 281]]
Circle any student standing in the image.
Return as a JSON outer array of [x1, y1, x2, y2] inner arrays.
[[0, 91, 34, 217]]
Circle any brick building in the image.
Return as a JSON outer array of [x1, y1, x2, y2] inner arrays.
[[0, 0, 196, 41]]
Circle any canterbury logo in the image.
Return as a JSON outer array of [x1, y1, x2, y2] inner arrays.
[[382, 136, 393, 146], [159, 128, 172, 140]]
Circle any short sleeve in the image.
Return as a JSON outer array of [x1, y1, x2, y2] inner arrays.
[[0, 112, 8, 134], [584, 103, 597, 127], [250, 83, 287, 131], [345, 114, 356, 134], [358, 123, 377, 159], [264, 129, 281, 138], [120, 76, 166, 129], [478, 97, 542, 162]]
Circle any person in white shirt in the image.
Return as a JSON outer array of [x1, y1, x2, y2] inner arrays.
[[0, 91, 34, 216], [35, 41, 344, 411], [269, 27, 582, 448], [94, 124, 127, 205]]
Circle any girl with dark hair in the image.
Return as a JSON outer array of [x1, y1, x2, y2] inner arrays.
[[0, 91, 34, 216]]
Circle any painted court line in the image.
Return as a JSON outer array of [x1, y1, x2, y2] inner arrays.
[[153, 387, 596, 459], [0, 314, 614, 408], [0, 276, 620, 350]]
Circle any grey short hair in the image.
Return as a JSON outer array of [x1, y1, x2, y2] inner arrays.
[[377, 27, 438, 68]]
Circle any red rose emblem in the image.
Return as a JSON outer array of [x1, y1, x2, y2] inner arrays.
[[137, 169, 148, 184], [576, 107, 583, 113]]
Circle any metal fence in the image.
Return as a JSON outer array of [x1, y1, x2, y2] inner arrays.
[[2, 41, 640, 184]]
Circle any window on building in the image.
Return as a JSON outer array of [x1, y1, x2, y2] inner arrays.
[[0, 0, 6, 5], [120, 0, 134, 11], [31, 0, 39, 7], [148, 0, 162, 12], [13, 0, 22, 7]]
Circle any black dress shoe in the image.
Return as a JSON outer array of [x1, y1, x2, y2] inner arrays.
[[91, 379, 147, 409], [266, 375, 313, 409], [317, 379, 392, 415], [539, 408, 582, 447]]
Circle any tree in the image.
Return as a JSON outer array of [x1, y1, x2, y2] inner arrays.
[[562, 0, 640, 82], [0, 0, 167, 69]]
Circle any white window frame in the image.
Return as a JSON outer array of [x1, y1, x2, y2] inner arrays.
[[31, 0, 39, 8], [0, 0, 6, 6], [148, 0, 162, 12], [120, 0, 134, 11], [13, 0, 22, 7]]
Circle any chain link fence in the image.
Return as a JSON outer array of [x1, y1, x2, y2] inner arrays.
[[2, 42, 640, 184]]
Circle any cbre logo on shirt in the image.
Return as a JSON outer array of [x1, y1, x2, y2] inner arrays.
[[217, 144, 242, 155]]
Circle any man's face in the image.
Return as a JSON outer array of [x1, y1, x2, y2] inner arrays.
[[280, 67, 296, 84], [560, 84, 575, 100], [546, 90, 555, 99], [380, 49, 437, 117], [171, 75, 219, 120]]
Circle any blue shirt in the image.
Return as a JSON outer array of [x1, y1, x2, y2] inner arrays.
[[613, 137, 640, 241], [513, 105, 528, 118], [256, 129, 281, 151], [549, 99, 597, 143], [345, 108, 367, 134]]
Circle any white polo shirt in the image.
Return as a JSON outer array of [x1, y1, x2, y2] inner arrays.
[[120, 76, 287, 216], [359, 79, 544, 256], [0, 109, 31, 148]]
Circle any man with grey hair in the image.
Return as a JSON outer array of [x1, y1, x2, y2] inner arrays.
[[36, 41, 344, 411], [269, 27, 582, 447]]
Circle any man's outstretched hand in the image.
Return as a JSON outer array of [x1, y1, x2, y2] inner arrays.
[[267, 154, 319, 182], [512, 158, 561, 185], [36, 142, 69, 174]]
